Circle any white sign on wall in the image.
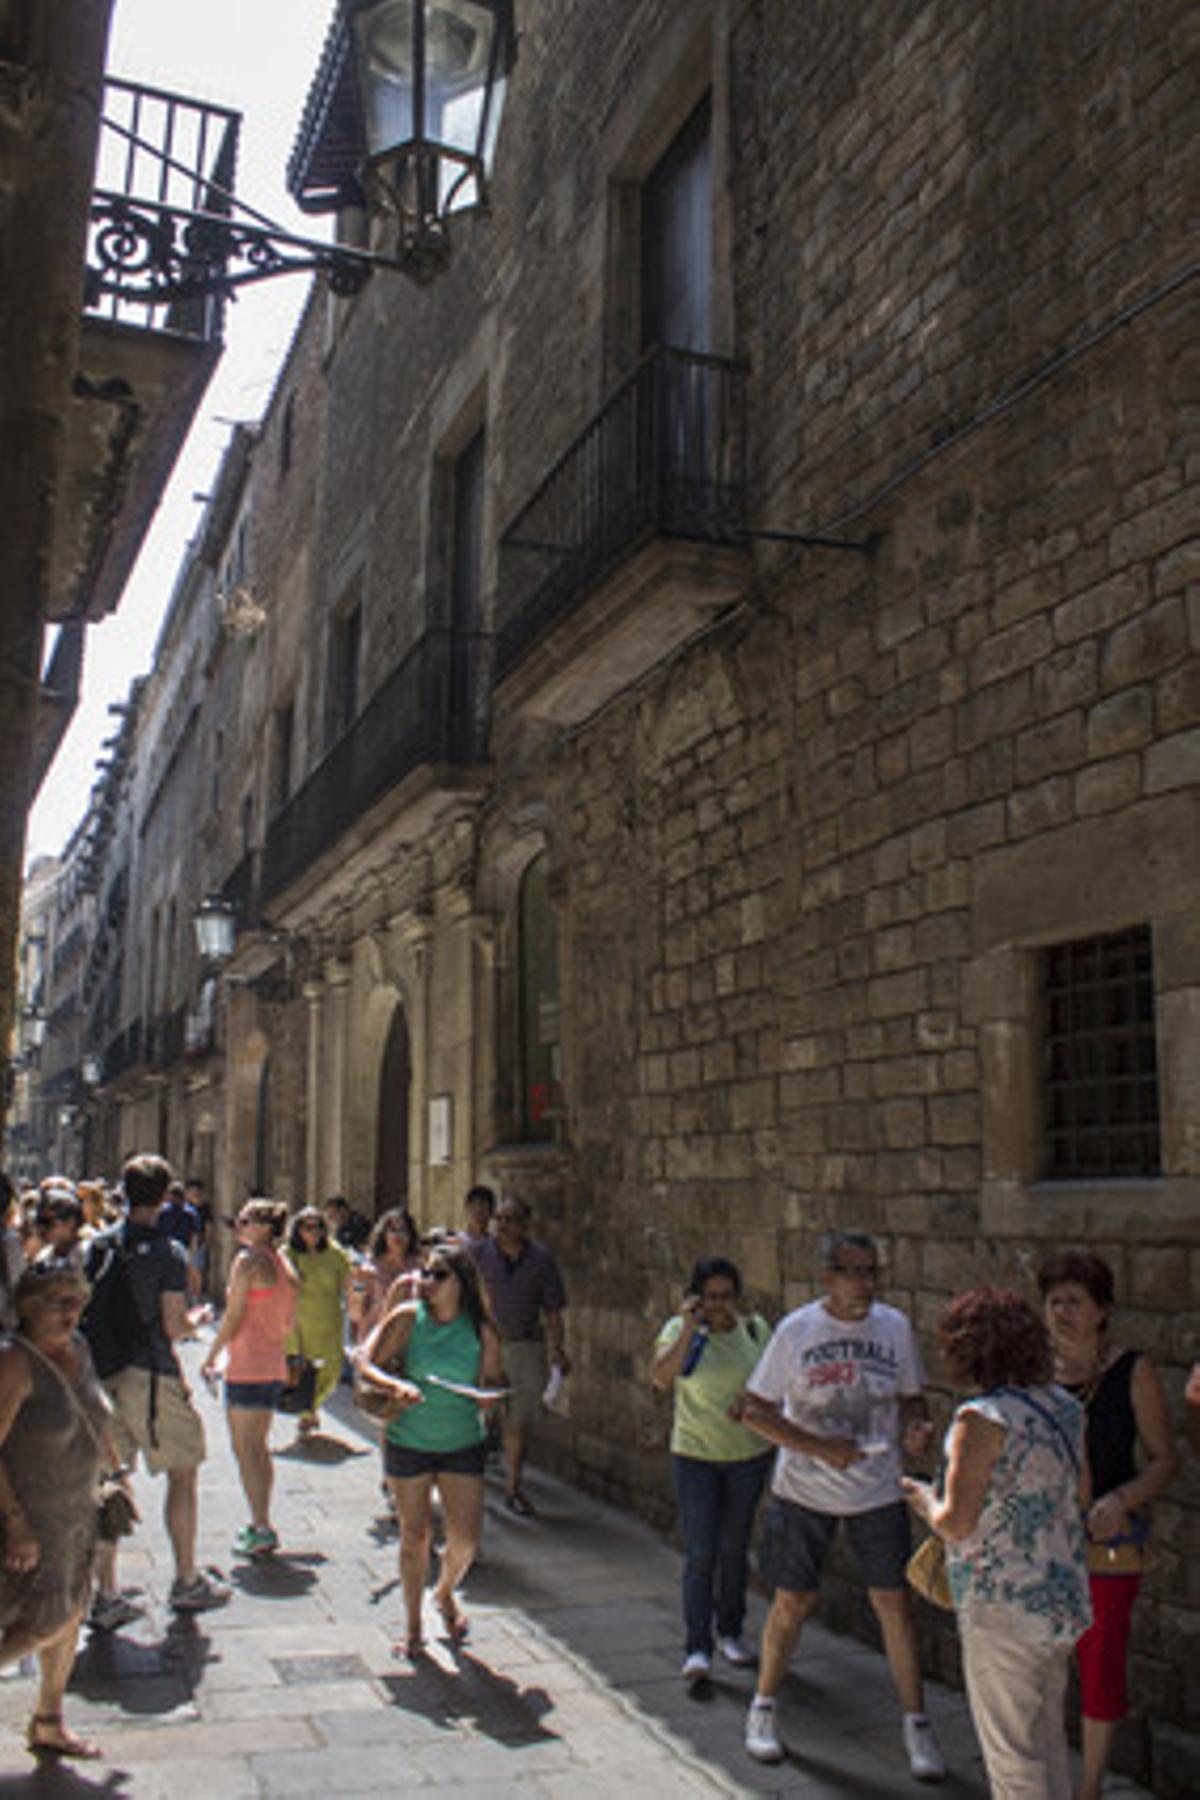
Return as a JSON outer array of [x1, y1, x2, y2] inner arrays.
[[428, 1093, 453, 1166]]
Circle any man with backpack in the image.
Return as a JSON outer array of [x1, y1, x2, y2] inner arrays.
[[82, 1152, 229, 1614]]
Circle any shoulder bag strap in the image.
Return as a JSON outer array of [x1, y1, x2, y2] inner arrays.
[[992, 1385, 1080, 1471], [21, 1334, 109, 1464]]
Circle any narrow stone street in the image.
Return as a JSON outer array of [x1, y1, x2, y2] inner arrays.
[[0, 1333, 1150, 1797]]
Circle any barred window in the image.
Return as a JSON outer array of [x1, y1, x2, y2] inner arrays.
[[1042, 926, 1160, 1179]]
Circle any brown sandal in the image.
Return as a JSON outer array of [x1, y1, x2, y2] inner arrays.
[[437, 1594, 469, 1644], [27, 1712, 101, 1761]]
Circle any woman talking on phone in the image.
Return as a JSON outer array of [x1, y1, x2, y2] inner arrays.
[[652, 1257, 773, 1684]]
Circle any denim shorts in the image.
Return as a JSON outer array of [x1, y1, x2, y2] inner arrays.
[[226, 1380, 283, 1410], [384, 1439, 488, 1480], [760, 1494, 912, 1593]]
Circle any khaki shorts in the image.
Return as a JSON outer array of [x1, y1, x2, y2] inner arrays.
[[106, 1366, 206, 1475], [500, 1339, 547, 1427]]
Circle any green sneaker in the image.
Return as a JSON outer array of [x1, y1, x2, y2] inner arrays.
[[234, 1525, 277, 1556]]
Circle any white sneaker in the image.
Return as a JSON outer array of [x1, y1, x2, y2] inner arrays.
[[87, 1591, 144, 1632], [681, 1651, 710, 1684], [745, 1698, 784, 1763], [719, 1635, 757, 1667], [903, 1714, 947, 1783]]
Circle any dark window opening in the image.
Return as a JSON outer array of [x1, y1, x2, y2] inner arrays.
[[1042, 925, 1160, 1179], [280, 393, 296, 476], [328, 595, 362, 745], [272, 702, 295, 813], [641, 95, 711, 356]]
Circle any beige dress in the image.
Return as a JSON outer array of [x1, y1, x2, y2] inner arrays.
[[0, 1334, 107, 1641]]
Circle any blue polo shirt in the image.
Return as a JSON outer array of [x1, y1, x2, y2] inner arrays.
[[468, 1235, 566, 1341]]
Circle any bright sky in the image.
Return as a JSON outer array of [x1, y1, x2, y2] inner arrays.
[[25, 0, 337, 865]]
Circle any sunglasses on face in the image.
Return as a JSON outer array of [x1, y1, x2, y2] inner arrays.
[[423, 1265, 453, 1283]]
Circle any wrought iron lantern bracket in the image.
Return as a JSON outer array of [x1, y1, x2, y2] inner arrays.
[[86, 191, 388, 308]]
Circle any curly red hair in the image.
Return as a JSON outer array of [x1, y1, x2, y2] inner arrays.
[[937, 1287, 1052, 1390]]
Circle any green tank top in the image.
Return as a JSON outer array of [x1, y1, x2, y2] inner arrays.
[[385, 1302, 485, 1452]]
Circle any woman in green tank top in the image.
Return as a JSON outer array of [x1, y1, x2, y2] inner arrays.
[[359, 1240, 504, 1656]]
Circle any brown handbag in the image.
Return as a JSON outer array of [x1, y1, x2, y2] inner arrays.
[[353, 1308, 414, 1423], [906, 1530, 954, 1610]]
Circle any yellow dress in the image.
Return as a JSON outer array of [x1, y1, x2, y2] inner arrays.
[[284, 1241, 351, 1411]]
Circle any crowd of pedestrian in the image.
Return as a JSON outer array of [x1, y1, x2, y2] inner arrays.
[[652, 1229, 1193, 1797], [0, 1155, 1196, 1791]]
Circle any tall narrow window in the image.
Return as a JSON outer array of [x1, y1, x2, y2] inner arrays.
[[272, 702, 295, 812], [450, 428, 485, 752], [518, 854, 562, 1141], [1042, 926, 1160, 1178], [641, 97, 713, 531], [328, 592, 362, 745], [641, 95, 711, 354], [279, 393, 296, 477]]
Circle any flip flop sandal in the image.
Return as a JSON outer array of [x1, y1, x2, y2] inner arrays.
[[27, 1714, 101, 1761]]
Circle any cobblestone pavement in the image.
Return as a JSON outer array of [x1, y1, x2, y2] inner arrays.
[[0, 1333, 1151, 1797]]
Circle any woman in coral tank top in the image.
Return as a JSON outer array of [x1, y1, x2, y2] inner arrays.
[[201, 1200, 297, 1556]]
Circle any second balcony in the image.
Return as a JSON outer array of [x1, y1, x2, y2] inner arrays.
[[496, 347, 751, 728]]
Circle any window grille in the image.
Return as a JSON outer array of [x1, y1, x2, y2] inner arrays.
[[1042, 926, 1160, 1178]]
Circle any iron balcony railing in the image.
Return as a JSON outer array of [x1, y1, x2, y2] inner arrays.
[[220, 849, 263, 932], [102, 1017, 143, 1084], [261, 628, 490, 906], [497, 346, 747, 677], [87, 77, 241, 342]]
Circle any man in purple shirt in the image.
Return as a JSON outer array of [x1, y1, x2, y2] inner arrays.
[[469, 1195, 568, 1515]]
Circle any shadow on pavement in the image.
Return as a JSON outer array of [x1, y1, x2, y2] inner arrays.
[[0, 1765, 131, 1797], [67, 1621, 215, 1715], [273, 1432, 370, 1466], [382, 1646, 557, 1748], [228, 1551, 325, 1600]]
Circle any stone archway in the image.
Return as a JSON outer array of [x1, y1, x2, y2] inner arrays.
[[374, 1002, 411, 1216]]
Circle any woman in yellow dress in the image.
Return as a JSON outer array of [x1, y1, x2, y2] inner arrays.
[[283, 1207, 351, 1438]]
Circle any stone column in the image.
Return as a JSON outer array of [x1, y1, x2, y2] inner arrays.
[[399, 915, 433, 1218], [322, 958, 351, 1195], [302, 977, 324, 1203], [471, 914, 499, 1170]]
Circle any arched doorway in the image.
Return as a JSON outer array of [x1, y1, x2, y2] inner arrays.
[[374, 1005, 411, 1217]]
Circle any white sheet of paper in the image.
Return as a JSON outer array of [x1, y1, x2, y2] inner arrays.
[[424, 1374, 511, 1402]]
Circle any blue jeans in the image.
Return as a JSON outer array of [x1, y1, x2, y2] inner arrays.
[[672, 1451, 772, 1655]]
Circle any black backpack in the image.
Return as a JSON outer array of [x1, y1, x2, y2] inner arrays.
[[81, 1227, 148, 1379]]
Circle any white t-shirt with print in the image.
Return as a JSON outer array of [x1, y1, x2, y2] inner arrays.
[[747, 1299, 925, 1515]]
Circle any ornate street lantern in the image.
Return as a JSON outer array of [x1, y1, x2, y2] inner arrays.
[[193, 897, 237, 963], [326, 0, 516, 279], [87, 1, 516, 313], [22, 1006, 47, 1052]]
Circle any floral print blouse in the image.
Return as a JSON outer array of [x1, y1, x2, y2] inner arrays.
[[946, 1384, 1091, 1644]]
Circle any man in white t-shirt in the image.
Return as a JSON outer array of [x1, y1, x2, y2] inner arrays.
[[740, 1230, 946, 1782]]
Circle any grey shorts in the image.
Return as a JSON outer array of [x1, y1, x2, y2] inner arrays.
[[760, 1495, 912, 1594], [500, 1339, 546, 1427]]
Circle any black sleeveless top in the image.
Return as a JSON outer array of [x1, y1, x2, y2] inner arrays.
[[1065, 1347, 1138, 1499]]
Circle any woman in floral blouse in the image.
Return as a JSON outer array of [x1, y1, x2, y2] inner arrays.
[[903, 1289, 1090, 1800]]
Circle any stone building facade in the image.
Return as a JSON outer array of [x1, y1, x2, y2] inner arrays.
[[36, 2, 1198, 1786]]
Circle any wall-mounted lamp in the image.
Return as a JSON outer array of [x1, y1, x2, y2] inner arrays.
[[22, 1006, 48, 1052], [81, 1054, 103, 1088], [194, 896, 238, 963], [88, 0, 517, 309]]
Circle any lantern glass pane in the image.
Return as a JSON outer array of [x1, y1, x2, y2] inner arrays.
[[355, 0, 418, 155], [426, 2, 495, 156]]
